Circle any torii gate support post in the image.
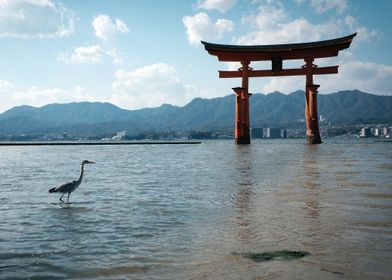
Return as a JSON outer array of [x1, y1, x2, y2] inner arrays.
[[233, 87, 251, 144], [240, 61, 252, 144], [304, 58, 322, 144]]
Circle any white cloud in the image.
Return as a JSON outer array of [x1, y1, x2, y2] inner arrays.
[[57, 45, 125, 66], [106, 48, 125, 66], [114, 18, 129, 33], [197, 0, 237, 13], [0, 79, 15, 92], [309, 0, 347, 14], [0, 0, 74, 38], [235, 3, 341, 45], [317, 61, 392, 95], [0, 84, 97, 113], [92, 14, 129, 41], [259, 76, 305, 94], [112, 63, 201, 109], [183, 12, 234, 45], [57, 15, 129, 66], [344, 15, 379, 43], [0, 64, 216, 112], [256, 59, 392, 96], [225, 62, 241, 71], [12, 87, 72, 105], [233, 1, 379, 46], [57, 45, 105, 64]]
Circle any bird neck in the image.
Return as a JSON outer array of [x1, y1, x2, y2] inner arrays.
[[77, 164, 85, 183]]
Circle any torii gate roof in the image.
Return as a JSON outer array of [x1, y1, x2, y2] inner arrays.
[[201, 33, 356, 61]]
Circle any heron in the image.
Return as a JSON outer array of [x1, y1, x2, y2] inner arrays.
[[49, 160, 96, 203]]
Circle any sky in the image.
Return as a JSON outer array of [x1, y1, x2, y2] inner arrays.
[[0, 0, 391, 113]]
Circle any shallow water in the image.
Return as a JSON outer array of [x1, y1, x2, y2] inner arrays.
[[0, 139, 391, 279]]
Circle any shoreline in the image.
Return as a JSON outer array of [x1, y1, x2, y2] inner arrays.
[[0, 140, 202, 146]]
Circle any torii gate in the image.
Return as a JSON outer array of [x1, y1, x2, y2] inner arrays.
[[202, 33, 356, 144]]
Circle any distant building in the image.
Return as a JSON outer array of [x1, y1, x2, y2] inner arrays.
[[266, 128, 282, 138], [281, 129, 288, 138], [251, 127, 263, 138], [360, 127, 371, 138], [112, 131, 126, 140], [373, 128, 382, 137], [386, 127, 392, 138]]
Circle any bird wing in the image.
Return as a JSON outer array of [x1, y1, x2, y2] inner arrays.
[[56, 180, 77, 193]]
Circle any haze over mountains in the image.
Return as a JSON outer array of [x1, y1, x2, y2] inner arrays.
[[0, 90, 391, 136]]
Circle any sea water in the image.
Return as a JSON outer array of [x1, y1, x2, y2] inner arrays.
[[0, 139, 391, 279]]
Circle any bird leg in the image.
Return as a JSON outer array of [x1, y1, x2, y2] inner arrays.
[[60, 193, 65, 203], [67, 193, 71, 204]]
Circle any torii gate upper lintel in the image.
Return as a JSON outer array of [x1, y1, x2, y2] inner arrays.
[[201, 33, 356, 144]]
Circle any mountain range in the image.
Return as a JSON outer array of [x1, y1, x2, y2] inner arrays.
[[0, 90, 391, 136]]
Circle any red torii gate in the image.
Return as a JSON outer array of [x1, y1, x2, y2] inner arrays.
[[202, 33, 356, 144]]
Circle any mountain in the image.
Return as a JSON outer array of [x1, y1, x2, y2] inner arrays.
[[0, 90, 391, 136], [318, 90, 392, 123], [1, 102, 131, 125]]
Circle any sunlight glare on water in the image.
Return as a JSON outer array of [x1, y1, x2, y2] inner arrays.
[[0, 139, 391, 279]]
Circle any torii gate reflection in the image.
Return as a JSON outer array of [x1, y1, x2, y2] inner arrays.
[[202, 33, 356, 144]]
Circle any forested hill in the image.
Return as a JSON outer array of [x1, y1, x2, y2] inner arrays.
[[0, 90, 391, 135]]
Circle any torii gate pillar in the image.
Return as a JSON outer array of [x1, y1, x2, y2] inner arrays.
[[233, 61, 252, 144], [233, 86, 251, 144], [305, 58, 322, 144]]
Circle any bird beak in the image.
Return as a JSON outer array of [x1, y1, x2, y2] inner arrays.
[[88, 161, 96, 164]]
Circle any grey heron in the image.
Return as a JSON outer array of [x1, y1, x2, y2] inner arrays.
[[49, 160, 96, 203]]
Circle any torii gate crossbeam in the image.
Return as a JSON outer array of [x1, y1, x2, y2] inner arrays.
[[202, 33, 356, 144]]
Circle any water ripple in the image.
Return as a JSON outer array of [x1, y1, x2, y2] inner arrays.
[[0, 140, 391, 279]]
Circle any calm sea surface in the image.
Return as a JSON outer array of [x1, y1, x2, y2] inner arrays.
[[0, 139, 391, 279]]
